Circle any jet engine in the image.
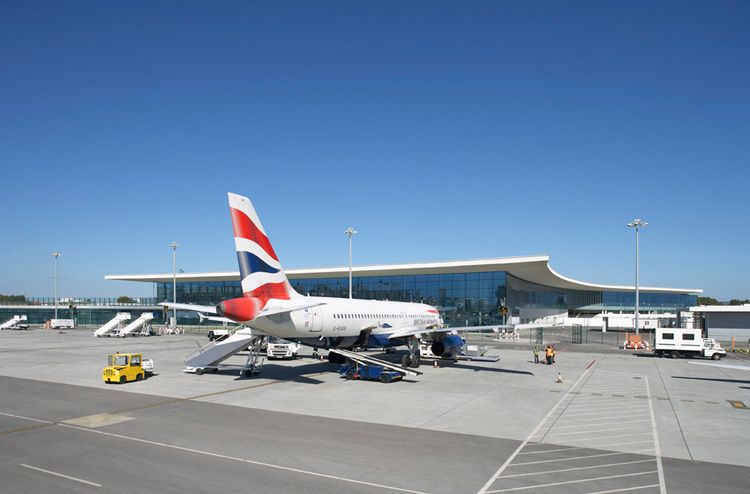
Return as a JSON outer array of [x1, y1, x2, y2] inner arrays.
[[216, 297, 264, 322], [430, 334, 464, 358]]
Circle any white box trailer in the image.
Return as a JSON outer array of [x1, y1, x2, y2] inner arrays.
[[51, 319, 75, 329], [654, 328, 726, 360]]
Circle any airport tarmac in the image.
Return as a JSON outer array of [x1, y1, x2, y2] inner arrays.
[[1, 329, 748, 493]]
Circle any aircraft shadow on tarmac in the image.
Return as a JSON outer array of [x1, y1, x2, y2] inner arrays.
[[197, 360, 333, 385], [672, 375, 750, 386], [435, 360, 534, 375]]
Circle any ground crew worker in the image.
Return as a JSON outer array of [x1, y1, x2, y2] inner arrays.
[[551, 345, 556, 364], [545, 345, 553, 365], [533, 346, 539, 364]]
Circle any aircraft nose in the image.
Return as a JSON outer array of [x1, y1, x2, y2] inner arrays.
[[216, 302, 226, 317]]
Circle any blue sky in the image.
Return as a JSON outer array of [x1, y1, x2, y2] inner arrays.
[[1, 1, 747, 300]]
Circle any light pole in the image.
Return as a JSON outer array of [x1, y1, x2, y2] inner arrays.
[[344, 227, 357, 299], [51, 252, 61, 319], [627, 219, 648, 335], [170, 241, 179, 328]]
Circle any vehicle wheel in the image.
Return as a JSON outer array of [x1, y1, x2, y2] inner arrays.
[[711, 353, 721, 360], [401, 354, 411, 367], [670, 351, 680, 359], [380, 374, 391, 384], [346, 370, 356, 380], [411, 355, 420, 368], [196, 368, 204, 375], [119, 376, 126, 384], [244, 370, 252, 378], [135, 373, 142, 381]]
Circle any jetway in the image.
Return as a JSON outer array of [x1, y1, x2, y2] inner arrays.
[[93, 312, 132, 337], [1, 315, 28, 330], [117, 312, 154, 337], [184, 328, 264, 376]]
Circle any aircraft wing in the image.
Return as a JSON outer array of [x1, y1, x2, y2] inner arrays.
[[160, 302, 217, 314], [688, 361, 750, 371], [386, 321, 564, 340]]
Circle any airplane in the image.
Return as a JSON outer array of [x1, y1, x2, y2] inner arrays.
[[161, 192, 501, 368]]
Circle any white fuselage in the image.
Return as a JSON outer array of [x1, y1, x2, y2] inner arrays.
[[245, 297, 441, 348]]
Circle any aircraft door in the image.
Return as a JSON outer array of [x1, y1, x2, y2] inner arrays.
[[304, 309, 322, 333]]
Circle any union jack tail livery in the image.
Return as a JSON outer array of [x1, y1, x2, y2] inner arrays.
[[218, 193, 301, 321]]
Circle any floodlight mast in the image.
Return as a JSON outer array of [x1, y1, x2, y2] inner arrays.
[[170, 241, 179, 328], [627, 219, 648, 335], [344, 227, 357, 299], [51, 252, 61, 319]]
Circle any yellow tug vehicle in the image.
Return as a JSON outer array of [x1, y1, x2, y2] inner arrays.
[[102, 352, 154, 383]]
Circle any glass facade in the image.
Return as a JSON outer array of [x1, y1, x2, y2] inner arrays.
[[154, 272, 697, 326]]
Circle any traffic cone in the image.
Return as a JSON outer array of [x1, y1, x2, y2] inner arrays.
[[556, 372, 563, 384]]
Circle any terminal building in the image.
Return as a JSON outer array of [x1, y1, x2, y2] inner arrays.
[[103, 255, 700, 328]]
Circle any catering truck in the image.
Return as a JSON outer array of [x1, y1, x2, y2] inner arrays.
[[654, 328, 726, 360]]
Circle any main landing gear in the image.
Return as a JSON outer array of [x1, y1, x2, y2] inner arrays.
[[401, 337, 421, 368]]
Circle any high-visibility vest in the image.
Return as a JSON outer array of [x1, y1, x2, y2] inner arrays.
[[545, 348, 553, 357]]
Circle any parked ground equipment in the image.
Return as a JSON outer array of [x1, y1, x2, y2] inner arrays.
[[654, 328, 726, 360], [102, 352, 154, 383], [623, 333, 648, 350], [266, 336, 301, 359], [339, 362, 403, 383]]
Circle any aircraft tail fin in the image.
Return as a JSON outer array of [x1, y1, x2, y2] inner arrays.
[[227, 193, 300, 302]]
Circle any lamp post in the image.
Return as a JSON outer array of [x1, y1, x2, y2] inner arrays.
[[169, 241, 179, 328], [344, 227, 357, 299], [51, 252, 61, 319], [627, 219, 648, 335]]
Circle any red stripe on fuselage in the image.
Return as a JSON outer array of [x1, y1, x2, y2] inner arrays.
[[427, 309, 439, 314], [230, 208, 279, 261], [245, 281, 291, 302]]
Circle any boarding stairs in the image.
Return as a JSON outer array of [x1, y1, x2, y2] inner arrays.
[[93, 312, 132, 337], [184, 328, 264, 376], [116, 312, 154, 337], [1, 315, 27, 330]]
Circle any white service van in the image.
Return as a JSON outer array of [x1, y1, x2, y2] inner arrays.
[[654, 328, 726, 360], [266, 336, 300, 359]]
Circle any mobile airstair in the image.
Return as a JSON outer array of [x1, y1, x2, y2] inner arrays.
[[184, 328, 265, 377], [116, 312, 154, 337], [93, 312, 132, 337], [1, 315, 28, 330]]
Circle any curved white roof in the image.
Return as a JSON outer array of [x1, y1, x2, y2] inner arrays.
[[105, 255, 701, 294]]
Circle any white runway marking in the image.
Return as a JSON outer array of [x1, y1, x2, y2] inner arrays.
[[475, 363, 596, 494], [517, 447, 580, 455], [550, 419, 650, 430], [511, 451, 632, 466], [485, 470, 658, 492], [0, 411, 52, 424], [561, 408, 650, 418], [545, 425, 650, 437], [20, 463, 101, 487], [58, 424, 429, 494], [563, 404, 650, 414], [498, 458, 656, 479], [645, 376, 667, 494], [582, 484, 661, 494], [554, 432, 652, 442]]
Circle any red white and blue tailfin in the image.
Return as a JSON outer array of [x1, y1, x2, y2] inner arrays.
[[228, 193, 300, 305]]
